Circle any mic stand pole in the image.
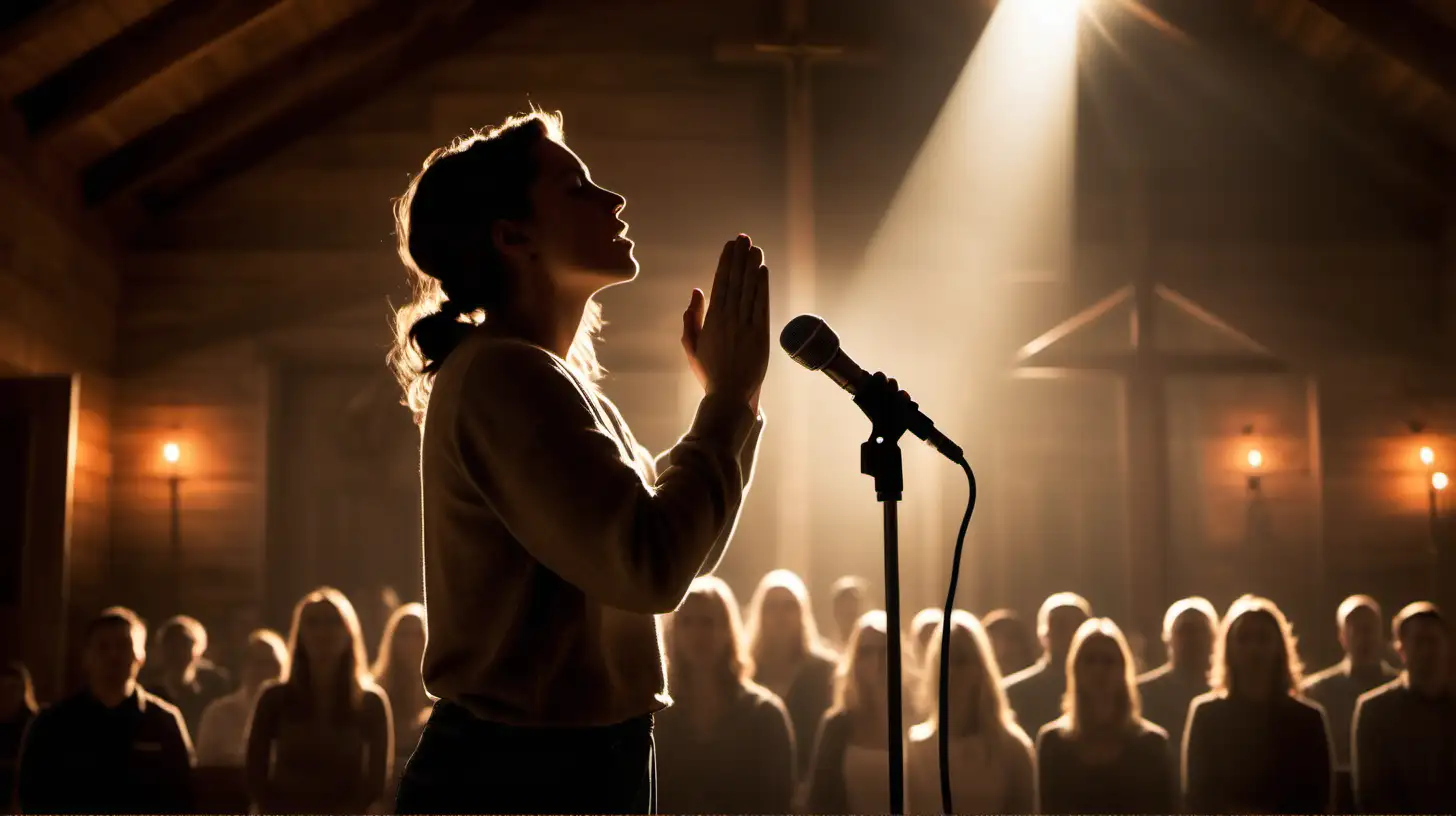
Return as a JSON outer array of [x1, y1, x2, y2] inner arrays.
[[855, 378, 910, 816]]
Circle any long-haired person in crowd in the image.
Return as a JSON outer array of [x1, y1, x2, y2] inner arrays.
[[1036, 618, 1173, 815], [1136, 596, 1217, 754], [746, 569, 838, 780], [372, 604, 431, 773], [1004, 592, 1092, 736], [1300, 593, 1397, 798], [804, 610, 915, 814], [906, 611, 1035, 815], [0, 662, 39, 810], [656, 577, 795, 814], [16, 607, 194, 814], [387, 110, 768, 815], [245, 588, 393, 814], [983, 608, 1038, 677], [1183, 595, 1333, 813], [829, 575, 870, 649], [1352, 601, 1455, 812], [147, 615, 232, 739], [195, 629, 286, 766]]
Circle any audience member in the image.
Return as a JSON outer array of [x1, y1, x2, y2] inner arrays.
[[1137, 596, 1217, 754], [195, 629, 286, 766], [1004, 593, 1091, 736], [15, 607, 194, 813], [746, 569, 837, 780]]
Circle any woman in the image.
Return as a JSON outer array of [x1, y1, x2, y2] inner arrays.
[[1183, 595, 1334, 814], [745, 569, 838, 779], [0, 661, 39, 813], [246, 588, 393, 814], [804, 611, 916, 814], [906, 611, 1035, 815], [1036, 618, 1173, 814], [372, 604, 430, 764], [656, 577, 795, 814], [196, 629, 287, 766], [387, 110, 769, 815]]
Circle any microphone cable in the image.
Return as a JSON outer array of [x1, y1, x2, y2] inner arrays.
[[936, 456, 978, 815]]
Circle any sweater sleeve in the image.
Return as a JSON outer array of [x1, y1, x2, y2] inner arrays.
[[653, 412, 765, 580], [454, 341, 757, 615]]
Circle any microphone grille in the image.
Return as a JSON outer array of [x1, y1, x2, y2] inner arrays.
[[779, 314, 840, 371]]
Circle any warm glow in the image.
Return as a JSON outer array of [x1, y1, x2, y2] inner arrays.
[[1433, 472, 1449, 491], [1027, 0, 1085, 28], [162, 442, 181, 465], [1420, 445, 1435, 466], [1246, 449, 1263, 470]]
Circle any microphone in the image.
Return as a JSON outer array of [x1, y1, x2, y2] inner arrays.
[[780, 314, 964, 463]]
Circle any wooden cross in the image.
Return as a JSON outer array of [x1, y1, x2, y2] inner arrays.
[[1013, 180, 1318, 644], [715, 0, 879, 579]]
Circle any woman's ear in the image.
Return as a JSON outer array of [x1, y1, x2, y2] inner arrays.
[[491, 219, 533, 262]]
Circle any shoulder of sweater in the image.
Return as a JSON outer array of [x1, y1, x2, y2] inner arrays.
[[1356, 676, 1407, 710], [741, 682, 790, 717], [1300, 661, 1347, 690], [1135, 662, 1173, 686], [138, 689, 187, 729], [1004, 659, 1049, 690], [1132, 716, 1169, 742]]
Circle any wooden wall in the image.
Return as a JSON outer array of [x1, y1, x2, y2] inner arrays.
[[0, 153, 118, 692]]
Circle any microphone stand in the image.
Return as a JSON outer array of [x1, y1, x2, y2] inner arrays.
[[854, 377, 911, 816]]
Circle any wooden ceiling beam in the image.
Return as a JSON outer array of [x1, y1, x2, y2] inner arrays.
[[15, 0, 294, 142], [1304, 0, 1456, 100], [132, 0, 537, 212], [1132, 0, 1453, 204], [79, 0, 428, 207]]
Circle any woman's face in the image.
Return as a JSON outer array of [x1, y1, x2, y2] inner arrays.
[[299, 602, 351, 668], [854, 627, 889, 695], [394, 616, 427, 663], [674, 595, 731, 671], [1228, 613, 1282, 693], [1075, 635, 1124, 712], [512, 139, 636, 289], [944, 631, 983, 726], [760, 588, 803, 652]]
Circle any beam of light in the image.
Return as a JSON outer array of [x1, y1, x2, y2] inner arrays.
[[809, 0, 1083, 561]]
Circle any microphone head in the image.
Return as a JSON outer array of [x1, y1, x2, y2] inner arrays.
[[779, 314, 840, 371]]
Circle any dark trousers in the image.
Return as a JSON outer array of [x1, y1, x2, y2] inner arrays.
[[395, 701, 655, 815]]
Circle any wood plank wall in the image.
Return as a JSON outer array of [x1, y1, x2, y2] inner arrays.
[[0, 158, 118, 692]]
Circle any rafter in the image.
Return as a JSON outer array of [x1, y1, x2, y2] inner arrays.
[[138, 0, 537, 211], [79, 0, 442, 206], [1131, 0, 1454, 204], [1304, 0, 1456, 101], [16, 0, 294, 141]]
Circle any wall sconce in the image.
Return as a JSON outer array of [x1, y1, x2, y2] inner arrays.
[[1242, 425, 1262, 493], [1421, 446, 1436, 467]]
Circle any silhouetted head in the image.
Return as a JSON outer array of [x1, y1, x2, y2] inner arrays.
[[1336, 595, 1383, 668], [283, 588, 372, 716], [1393, 602, 1450, 696], [746, 569, 827, 667], [241, 630, 287, 694], [1163, 596, 1218, 677], [668, 576, 751, 692], [373, 603, 427, 684], [831, 576, 870, 645], [391, 110, 630, 420], [1038, 592, 1092, 665], [155, 615, 207, 677], [0, 661, 38, 720], [836, 611, 890, 714], [83, 607, 148, 696], [911, 607, 943, 658], [919, 610, 1010, 738], [1065, 618, 1140, 734], [1213, 595, 1303, 701], [983, 608, 1037, 676]]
